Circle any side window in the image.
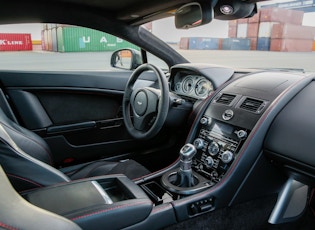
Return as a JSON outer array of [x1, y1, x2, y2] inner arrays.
[[47, 25, 139, 53], [0, 23, 168, 71], [0, 23, 140, 71]]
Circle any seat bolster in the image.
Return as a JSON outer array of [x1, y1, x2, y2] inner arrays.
[[0, 166, 81, 230], [2, 121, 53, 165], [0, 131, 70, 191]]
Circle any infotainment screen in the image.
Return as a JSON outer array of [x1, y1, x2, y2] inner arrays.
[[211, 120, 234, 136]]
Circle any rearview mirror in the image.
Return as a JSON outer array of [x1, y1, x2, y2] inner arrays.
[[110, 49, 142, 70], [175, 2, 213, 29]]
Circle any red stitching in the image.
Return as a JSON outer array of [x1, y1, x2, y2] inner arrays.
[[151, 204, 171, 214], [0, 221, 18, 230], [71, 201, 151, 221], [7, 173, 43, 188], [309, 188, 315, 216]]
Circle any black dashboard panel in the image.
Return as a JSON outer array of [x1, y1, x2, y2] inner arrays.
[[187, 71, 308, 189], [207, 72, 305, 130], [264, 80, 315, 177]]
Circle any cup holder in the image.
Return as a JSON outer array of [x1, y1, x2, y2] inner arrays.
[[161, 168, 214, 195]]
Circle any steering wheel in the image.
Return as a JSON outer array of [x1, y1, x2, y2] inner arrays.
[[122, 64, 169, 140]]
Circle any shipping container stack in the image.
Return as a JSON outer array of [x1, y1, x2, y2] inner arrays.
[[247, 12, 260, 50], [228, 20, 237, 38], [247, 8, 315, 52], [227, 8, 315, 52], [42, 24, 139, 52], [181, 8, 315, 52], [270, 23, 315, 52], [259, 8, 315, 52], [179, 37, 189, 49], [179, 37, 222, 50], [222, 19, 251, 50], [0, 33, 32, 51], [224, 18, 250, 50]]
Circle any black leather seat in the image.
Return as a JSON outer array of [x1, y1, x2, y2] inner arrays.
[[0, 108, 150, 192]]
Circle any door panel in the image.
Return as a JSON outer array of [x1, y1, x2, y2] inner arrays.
[[0, 70, 170, 167], [35, 91, 122, 125]]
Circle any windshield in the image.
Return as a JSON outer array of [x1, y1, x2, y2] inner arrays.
[[151, 0, 315, 72], [0, 1, 315, 72]]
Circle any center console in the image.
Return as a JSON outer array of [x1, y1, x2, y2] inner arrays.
[[159, 115, 248, 198], [191, 116, 247, 184]]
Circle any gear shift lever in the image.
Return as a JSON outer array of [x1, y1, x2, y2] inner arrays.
[[179, 143, 196, 170], [173, 143, 197, 187], [161, 143, 210, 194]]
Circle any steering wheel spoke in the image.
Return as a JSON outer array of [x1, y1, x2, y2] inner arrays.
[[132, 114, 147, 130], [122, 64, 169, 140]]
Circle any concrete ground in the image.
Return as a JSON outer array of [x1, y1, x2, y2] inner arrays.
[[0, 48, 315, 72]]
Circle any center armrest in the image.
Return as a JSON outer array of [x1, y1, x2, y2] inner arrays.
[[23, 175, 153, 230]]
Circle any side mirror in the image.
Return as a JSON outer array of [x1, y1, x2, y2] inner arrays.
[[110, 49, 143, 70], [175, 2, 213, 29]]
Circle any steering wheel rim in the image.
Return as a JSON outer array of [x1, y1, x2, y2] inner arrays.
[[122, 63, 169, 140]]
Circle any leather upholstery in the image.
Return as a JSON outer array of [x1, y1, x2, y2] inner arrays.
[[0, 108, 149, 192], [0, 165, 82, 230]]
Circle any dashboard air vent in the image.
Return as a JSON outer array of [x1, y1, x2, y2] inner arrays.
[[240, 98, 264, 113], [216, 94, 236, 105]]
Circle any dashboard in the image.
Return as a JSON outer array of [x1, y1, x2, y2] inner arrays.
[[158, 63, 315, 227], [168, 63, 315, 204], [188, 71, 307, 187]]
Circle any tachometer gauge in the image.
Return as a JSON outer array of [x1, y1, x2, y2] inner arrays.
[[182, 76, 194, 94], [175, 82, 181, 92], [195, 79, 213, 98]]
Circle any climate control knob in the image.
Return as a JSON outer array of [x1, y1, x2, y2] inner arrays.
[[221, 150, 234, 164], [200, 117, 209, 125], [205, 156, 214, 168], [236, 130, 247, 140], [193, 138, 205, 150], [208, 142, 220, 156]]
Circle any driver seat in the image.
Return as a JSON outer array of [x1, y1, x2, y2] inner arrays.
[[0, 107, 150, 192]]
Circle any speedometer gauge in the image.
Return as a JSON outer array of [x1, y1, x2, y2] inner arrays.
[[182, 77, 194, 94], [195, 79, 213, 98]]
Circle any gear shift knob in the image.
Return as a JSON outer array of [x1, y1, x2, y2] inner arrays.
[[179, 143, 197, 171]]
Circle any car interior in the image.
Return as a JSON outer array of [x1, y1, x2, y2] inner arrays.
[[1, 0, 315, 229]]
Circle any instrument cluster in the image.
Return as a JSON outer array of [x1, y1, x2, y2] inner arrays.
[[172, 74, 214, 100]]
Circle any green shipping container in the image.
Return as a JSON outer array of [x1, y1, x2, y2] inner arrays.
[[57, 27, 139, 52]]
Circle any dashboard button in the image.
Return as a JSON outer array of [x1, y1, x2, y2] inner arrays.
[[193, 138, 205, 150], [200, 117, 209, 125], [221, 151, 234, 164], [236, 130, 247, 140], [205, 156, 214, 168], [208, 142, 220, 156]]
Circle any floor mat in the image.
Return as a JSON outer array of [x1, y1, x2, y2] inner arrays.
[[164, 195, 315, 230]]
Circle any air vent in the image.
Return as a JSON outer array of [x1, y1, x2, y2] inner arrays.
[[240, 98, 265, 113], [216, 94, 236, 105]]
